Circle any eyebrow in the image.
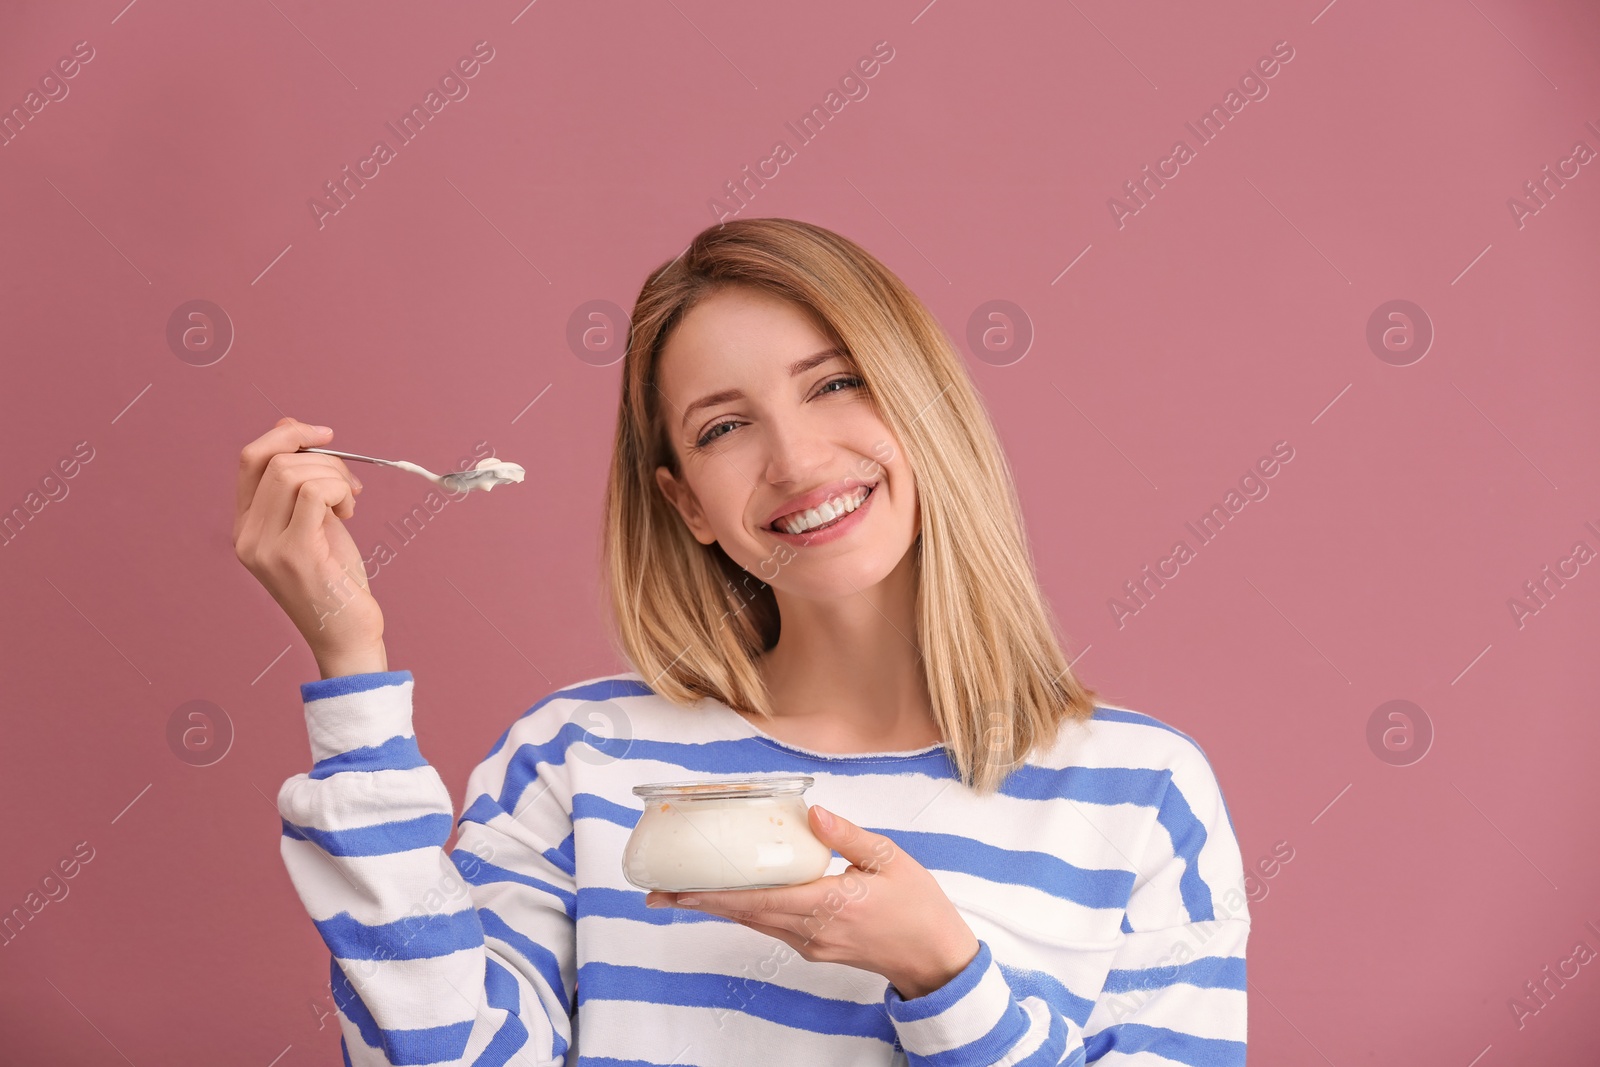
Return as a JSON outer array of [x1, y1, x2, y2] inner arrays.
[[679, 347, 849, 431]]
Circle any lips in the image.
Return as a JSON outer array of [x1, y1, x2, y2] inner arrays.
[[769, 484, 875, 534], [763, 478, 880, 531]]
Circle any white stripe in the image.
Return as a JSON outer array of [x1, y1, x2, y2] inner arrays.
[[581, 911, 889, 1004], [1103, 918, 1249, 971], [281, 839, 478, 927], [893, 954, 1014, 1055], [334, 946, 483, 1031], [304, 677, 415, 763], [578, 999, 891, 1066], [279, 767, 452, 832], [1085, 982, 1248, 1042]]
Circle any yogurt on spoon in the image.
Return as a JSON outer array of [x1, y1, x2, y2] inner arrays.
[[389, 456, 526, 494], [451, 457, 525, 492]]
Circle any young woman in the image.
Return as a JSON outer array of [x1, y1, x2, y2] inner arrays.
[[233, 218, 1250, 1066]]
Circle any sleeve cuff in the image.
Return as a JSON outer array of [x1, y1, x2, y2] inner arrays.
[[885, 941, 1031, 1059], [300, 669, 418, 766]]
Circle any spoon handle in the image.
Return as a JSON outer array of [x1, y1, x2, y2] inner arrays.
[[298, 446, 399, 468]]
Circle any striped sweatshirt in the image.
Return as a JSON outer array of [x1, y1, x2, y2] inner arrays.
[[277, 670, 1251, 1066]]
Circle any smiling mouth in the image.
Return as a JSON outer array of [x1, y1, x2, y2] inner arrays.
[[767, 484, 876, 535]]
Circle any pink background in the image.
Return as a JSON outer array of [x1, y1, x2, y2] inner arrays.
[[2, 0, 1598, 1063]]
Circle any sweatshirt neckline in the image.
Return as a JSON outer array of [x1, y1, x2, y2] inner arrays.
[[709, 698, 949, 762]]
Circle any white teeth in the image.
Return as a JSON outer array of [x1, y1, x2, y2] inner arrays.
[[777, 486, 871, 535]]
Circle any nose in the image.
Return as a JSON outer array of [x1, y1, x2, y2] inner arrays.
[[761, 409, 831, 487]]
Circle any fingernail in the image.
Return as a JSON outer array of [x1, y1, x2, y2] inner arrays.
[[351, 474, 363, 490], [313, 425, 333, 435], [813, 805, 834, 831], [645, 897, 665, 909], [676, 896, 700, 906]]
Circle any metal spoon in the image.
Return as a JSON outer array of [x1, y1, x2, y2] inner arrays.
[[298, 446, 525, 494]]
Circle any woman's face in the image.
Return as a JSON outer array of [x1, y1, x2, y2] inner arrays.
[[653, 285, 919, 602]]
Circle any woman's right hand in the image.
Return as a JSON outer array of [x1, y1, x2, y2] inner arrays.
[[234, 418, 388, 679]]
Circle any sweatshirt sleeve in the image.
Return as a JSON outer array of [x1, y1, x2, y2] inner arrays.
[[276, 670, 577, 1067], [882, 742, 1250, 1066]]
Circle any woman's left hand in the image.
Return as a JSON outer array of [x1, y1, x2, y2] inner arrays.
[[645, 804, 981, 999]]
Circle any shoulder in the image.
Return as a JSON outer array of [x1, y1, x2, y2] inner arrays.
[[1038, 700, 1218, 774], [1028, 701, 1239, 834], [1082, 702, 1214, 768]]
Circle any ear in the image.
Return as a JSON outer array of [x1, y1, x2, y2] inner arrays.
[[655, 465, 717, 545]]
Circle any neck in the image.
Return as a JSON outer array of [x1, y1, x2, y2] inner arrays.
[[755, 543, 939, 750]]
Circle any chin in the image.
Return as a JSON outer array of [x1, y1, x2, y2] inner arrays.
[[768, 546, 910, 600]]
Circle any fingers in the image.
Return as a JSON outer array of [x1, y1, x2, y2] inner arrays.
[[242, 442, 364, 548], [668, 885, 794, 916], [236, 418, 342, 523], [237, 474, 356, 577], [235, 453, 344, 556], [285, 477, 359, 554], [810, 807, 895, 872]]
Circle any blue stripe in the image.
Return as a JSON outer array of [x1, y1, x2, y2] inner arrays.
[[485, 677, 658, 759], [492, 708, 1190, 820], [474, 1012, 531, 1067], [330, 957, 474, 1064], [572, 792, 642, 829], [1150, 779, 1215, 922], [496, 728, 959, 814], [488, 687, 1192, 819], [886, 941, 991, 1021], [340, 1035, 352, 1067], [282, 813, 452, 857], [314, 908, 481, 962], [1102, 955, 1246, 994], [579, 961, 893, 1041], [311, 734, 426, 779], [484, 957, 519, 1011], [475, 957, 563, 1066], [460, 792, 505, 828], [868, 828, 1133, 911], [480, 909, 571, 1015], [577, 886, 726, 926], [998, 764, 1169, 809], [302, 670, 413, 703], [1084, 1022, 1245, 1066], [458, 858, 577, 918], [551, 831, 576, 874], [997, 963, 1097, 1027]]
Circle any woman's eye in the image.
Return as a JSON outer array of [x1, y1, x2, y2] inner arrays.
[[697, 421, 738, 447], [818, 375, 865, 396]]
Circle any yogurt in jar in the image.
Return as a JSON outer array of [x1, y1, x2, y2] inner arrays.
[[622, 776, 834, 892]]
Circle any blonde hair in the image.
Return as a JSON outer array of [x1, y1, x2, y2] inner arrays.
[[601, 217, 1098, 794]]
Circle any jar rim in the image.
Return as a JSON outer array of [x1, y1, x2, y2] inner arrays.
[[631, 774, 815, 800]]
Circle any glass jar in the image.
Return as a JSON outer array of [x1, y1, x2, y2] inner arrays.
[[622, 775, 834, 892]]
